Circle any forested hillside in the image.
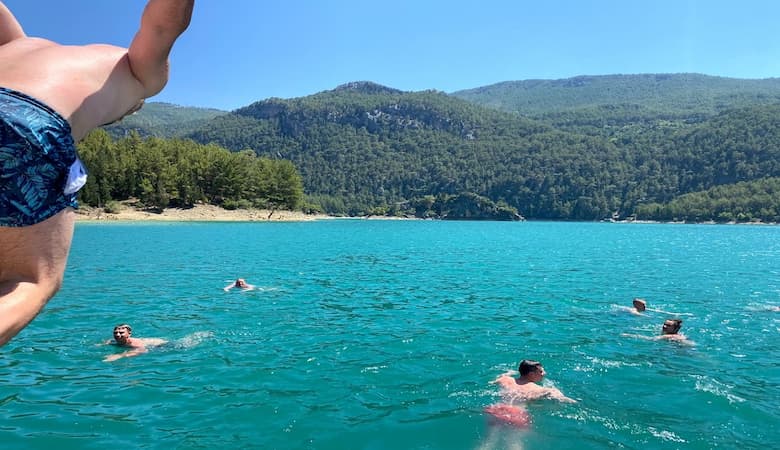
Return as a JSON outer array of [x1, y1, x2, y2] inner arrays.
[[186, 82, 626, 219], [104, 102, 226, 139], [450, 73, 780, 117], [94, 75, 780, 222]]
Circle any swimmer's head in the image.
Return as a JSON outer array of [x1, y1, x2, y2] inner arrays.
[[519, 359, 545, 379], [662, 319, 682, 334], [113, 324, 132, 343], [114, 324, 131, 333], [235, 278, 247, 287], [632, 298, 646, 311]]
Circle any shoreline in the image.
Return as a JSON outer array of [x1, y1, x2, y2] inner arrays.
[[73, 204, 778, 225], [74, 204, 331, 223]]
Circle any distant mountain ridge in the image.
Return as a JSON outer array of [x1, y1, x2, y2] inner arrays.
[[95, 73, 780, 221], [112, 74, 780, 137], [450, 73, 780, 117], [103, 102, 226, 139]]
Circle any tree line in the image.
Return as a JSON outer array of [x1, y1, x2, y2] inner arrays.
[[182, 85, 780, 221], [635, 177, 780, 223], [106, 80, 780, 222], [77, 129, 304, 212]]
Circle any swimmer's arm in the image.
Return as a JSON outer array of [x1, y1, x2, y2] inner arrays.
[[657, 334, 696, 346], [103, 346, 147, 362], [547, 388, 577, 403], [223, 284, 234, 291], [127, 0, 194, 97], [620, 333, 654, 341], [646, 308, 693, 317], [0, 1, 25, 45]]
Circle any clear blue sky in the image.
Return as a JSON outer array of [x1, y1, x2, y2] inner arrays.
[[5, 0, 780, 111]]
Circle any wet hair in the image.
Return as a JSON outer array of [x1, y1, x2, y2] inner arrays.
[[632, 298, 647, 311], [519, 359, 542, 376], [663, 319, 682, 334], [114, 324, 132, 333]]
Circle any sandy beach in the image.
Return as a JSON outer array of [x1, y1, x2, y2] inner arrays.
[[74, 203, 330, 222]]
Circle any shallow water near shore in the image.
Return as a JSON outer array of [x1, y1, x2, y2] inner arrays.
[[1, 220, 779, 449]]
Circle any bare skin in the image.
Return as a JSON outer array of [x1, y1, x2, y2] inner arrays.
[[103, 325, 166, 362], [622, 319, 695, 346], [493, 366, 577, 404], [631, 298, 647, 315], [621, 298, 691, 317], [480, 363, 576, 449], [224, 278, 256, 291], [0, 0, 194, 346]]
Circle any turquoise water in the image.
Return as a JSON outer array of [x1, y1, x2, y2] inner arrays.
[[1, 220, 779, 449]]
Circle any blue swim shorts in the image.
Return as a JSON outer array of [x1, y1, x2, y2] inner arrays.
[[0, 87, 87, 227]]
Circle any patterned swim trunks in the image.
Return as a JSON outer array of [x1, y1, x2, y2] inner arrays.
[[0, 87, 87, 227]]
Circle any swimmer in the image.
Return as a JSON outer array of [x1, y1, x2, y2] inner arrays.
[[480, 360, 576, 449], [622, 298, 692, 317], [629, 298, 647, 315], [622, 319, 695, 346], [657, 319, 688, 341], [103, 324, 167, 362], [486, 360, 576, 426], [0, 0, 194, 346], [492, 359, 577, 404], [224, 278, 255, 291]]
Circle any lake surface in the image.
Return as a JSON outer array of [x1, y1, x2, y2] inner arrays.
[[1, 220, 779, 449]]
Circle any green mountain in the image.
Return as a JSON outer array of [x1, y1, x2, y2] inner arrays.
[[188, 82, 567, 218], [102, 102, 226, 139], [110, 76, 780, 222], [450, 73, 780, 118], [635, 177, 780, 223]]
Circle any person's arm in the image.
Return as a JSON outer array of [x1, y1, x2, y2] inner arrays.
[[127, 0, 194, 97], [646, 307, 693, 316], [657, 334, 695, 345], [0, 1, 25, 45], [546, 387, 577, 403], [223, 283, 234, 291], [103, 346, 148, 362], [620, 333, 654, 341], [103, 341, 148, 362]]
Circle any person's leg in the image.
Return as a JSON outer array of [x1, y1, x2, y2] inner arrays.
[[0, 208, 75, 345]]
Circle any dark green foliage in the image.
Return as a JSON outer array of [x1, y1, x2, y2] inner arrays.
[[102, 102, 226, 139], [117, 75, 780, 222], [635, 178, 780, 223], [451, 74, 780, 117], [186, 83, 629, 219], [407, 193, 523, 221], [77, 130, 304, 211]]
